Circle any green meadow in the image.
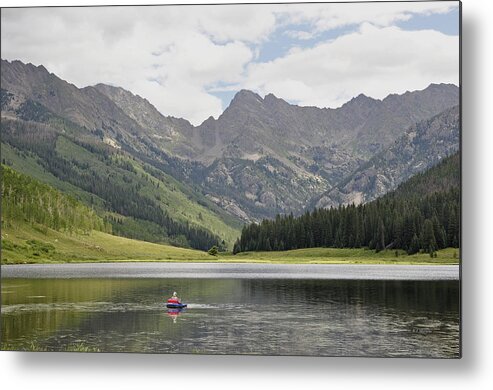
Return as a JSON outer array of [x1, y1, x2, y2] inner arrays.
[[225, 246, 460, 265], [1, 223, 459, 265]]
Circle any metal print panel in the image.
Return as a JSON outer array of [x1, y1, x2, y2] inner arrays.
[[0, 1, 461, 358]]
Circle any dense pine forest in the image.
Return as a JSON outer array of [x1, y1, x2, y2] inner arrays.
[[234, 153, 460, 255], [1, 165, 110, 233]]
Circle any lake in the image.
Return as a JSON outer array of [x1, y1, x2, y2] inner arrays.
[[1, 263, 460, 357]]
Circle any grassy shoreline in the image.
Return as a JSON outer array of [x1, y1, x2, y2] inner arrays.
[[1, 225, 459, 265]]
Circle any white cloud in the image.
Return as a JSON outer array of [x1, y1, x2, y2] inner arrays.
[[196, 4, 277, 43], [1, 2, 459, 124], [276, 2, 457, 33], [241, 23, 459, 108], [1, 6, 256, 124]]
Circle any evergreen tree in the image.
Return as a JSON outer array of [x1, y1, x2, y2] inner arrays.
[[421, 219, 437, 254], [408, 234, 421, 255], [375, 218, 386, 252]]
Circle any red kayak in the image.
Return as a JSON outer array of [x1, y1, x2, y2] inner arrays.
[[167, 298, 187, 309]]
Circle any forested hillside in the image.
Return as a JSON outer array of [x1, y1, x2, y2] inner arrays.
[[234, 153, 460, 255], [1, 165, 109, 233], [0, 165, 222, 264], [391, 152, 460, 199], [1, 116, 240, 250]]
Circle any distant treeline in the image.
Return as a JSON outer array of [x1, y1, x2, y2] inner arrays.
[[1, 165, 110, 233], [234, 154, 460, 255]]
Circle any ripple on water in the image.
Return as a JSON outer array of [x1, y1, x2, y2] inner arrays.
[[1, 301, 169, 314]]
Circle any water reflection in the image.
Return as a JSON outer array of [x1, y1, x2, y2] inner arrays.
[[1, 278, 460, 357], [167, 308, 185, 323]]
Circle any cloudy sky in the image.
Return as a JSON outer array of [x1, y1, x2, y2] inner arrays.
[[1, 1, 459, 125]]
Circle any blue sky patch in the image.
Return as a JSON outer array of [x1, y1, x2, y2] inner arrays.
[[397, 7, 459, 36]]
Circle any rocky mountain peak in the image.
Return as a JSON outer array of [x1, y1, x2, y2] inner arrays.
[[341, 93, 380, 109], [229, 89, 264, 107], [200, 115, 217, 128], [426, 82, 456, 90], [264, 92, 292, 109]]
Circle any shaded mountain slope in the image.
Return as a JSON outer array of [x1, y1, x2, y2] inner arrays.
[[314, 105, 460, 209]]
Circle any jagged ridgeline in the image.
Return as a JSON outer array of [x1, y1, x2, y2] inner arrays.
[[1, 165, 109, 233], [234, 152, 460, 255]]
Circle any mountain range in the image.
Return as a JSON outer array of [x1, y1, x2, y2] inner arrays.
[[1, 59, 460, 248]]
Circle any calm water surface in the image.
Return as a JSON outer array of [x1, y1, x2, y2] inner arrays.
[[1, 268, 460, 357]]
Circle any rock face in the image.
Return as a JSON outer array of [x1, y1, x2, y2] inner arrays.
[[199, 156, 327, 221], [1, 59, 460, 222], [314, 105, 460, 209], [93, 84, 198, 158]]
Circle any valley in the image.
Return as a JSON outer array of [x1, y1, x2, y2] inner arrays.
[[1, 59, 460, 260]]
